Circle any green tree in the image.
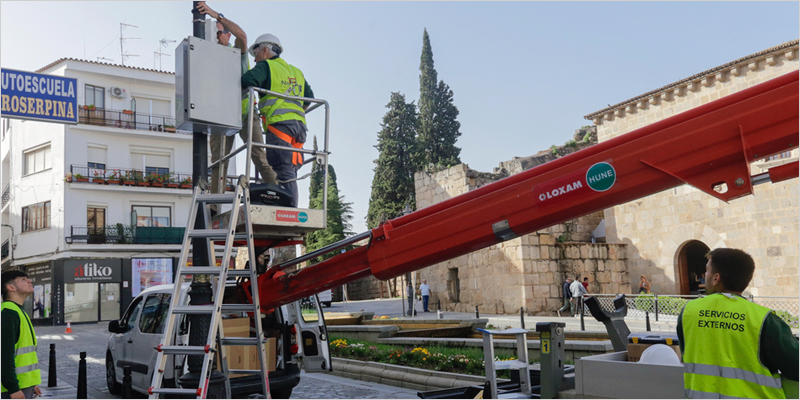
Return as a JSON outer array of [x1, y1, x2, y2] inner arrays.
[[417, 28, 462, 169], [305, 137, 354, 264], [366, 92, 418, 229]]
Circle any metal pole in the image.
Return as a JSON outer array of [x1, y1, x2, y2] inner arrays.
[[122, 365, 132, 399], [475, 306, 480, 319], [655, 294, 659, 322], [77, 351, 87, 399], [580, 296, 585, 331], [48, 344, 57, 387], [520, 307, 525, 329], [645, 311, 651, 331]]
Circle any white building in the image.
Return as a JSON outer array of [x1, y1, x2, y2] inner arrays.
[[0, 58, 239, 325]]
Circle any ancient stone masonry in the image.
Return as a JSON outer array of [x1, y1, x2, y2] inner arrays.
[[584, 40, 799, 297]]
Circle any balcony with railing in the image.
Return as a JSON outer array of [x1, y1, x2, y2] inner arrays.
[[77, 107, 180, 133], [1, 183, 9, 209], [2, 239, 9, 259], [66, 225, 186, 245], [66, 165, 240, 190]]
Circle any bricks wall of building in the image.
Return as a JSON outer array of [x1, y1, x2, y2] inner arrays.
[[587, 41, 799, 297]]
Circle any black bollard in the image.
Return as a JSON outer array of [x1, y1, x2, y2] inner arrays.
[[645, 311, 651, 331], [77, 351, 87, 399], [475, 306, 479, 319], [520, 307, 525, 329], [122, 365, 132, 399], [48, 344, 57, 387], [580, 297, 585, 331], [438, 299, 441, 311]]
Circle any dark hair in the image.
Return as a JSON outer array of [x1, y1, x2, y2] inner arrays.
[[1, 270, 28, 299], [583, 277, 588, 282], [575, 275, 580, 281], [706, 248, 755, 292]]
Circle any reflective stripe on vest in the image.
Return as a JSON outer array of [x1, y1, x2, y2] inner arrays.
[[682, 294, 784, 399], [1, 301, 41, 392], [257, 58, 307, 126], [266, 125, 304, 166]]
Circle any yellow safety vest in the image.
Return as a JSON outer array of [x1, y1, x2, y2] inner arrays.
[[1, 301, 40, 392], [257, 58, 307, 127], [682, 293, 784, 399]]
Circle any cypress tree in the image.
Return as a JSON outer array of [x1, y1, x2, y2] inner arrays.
[[366, 92, 418, 229], [417, 28, 462, 169]]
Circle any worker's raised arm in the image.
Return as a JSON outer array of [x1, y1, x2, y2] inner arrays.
[[196, 2, 248, 53]]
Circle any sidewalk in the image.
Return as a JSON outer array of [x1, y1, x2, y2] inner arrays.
[[37, 368, 95, 400]]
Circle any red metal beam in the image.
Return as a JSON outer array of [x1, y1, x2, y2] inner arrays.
[[257, 71, 798, 310]]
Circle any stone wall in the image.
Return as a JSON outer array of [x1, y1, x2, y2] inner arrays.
[[585, 41, 799, 296]]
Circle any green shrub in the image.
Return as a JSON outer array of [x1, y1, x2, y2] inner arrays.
[[774, 310, 799, 328]]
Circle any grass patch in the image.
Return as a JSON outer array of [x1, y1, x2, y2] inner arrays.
[[329, 334, 526, 378]]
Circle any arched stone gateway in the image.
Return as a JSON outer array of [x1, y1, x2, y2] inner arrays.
[[661, 222, 726, 294], [676, 240, 711, 295]]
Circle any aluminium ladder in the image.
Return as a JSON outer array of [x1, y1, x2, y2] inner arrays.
[[477, 327, 533, 399], [148, 180, 271, 399]]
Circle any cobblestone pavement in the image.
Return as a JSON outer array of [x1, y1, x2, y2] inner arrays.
[[292, 372, 418, 399]]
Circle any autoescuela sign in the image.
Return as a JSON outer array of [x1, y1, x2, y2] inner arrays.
[[63, 259, 122, 283], [1, 68, 78, 124]]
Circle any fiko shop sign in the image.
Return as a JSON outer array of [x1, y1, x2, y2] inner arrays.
[[63, 259, 121, 283], [1, 68, 78, 124]]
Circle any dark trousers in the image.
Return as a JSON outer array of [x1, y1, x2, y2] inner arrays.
[[422, 295, 429, 311]]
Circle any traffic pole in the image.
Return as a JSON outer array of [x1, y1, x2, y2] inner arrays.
[[48, 344, 57, 387], [77, 352, 87, 399]]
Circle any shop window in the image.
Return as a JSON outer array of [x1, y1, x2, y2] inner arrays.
[[22, 201, 51, 232], [24, 144, 51, 175], [85, 84, 104, 109], [138, 293, 171, 334], [132, 205, 171, 227]]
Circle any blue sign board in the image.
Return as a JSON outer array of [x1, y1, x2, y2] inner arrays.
[[1, 68, 78, 124]]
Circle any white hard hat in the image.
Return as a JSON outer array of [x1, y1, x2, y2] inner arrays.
[[248, 33, 283, 57]]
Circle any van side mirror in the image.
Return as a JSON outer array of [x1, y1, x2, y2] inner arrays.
[[108, 320, 123, 333]]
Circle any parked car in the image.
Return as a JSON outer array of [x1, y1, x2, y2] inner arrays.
[[106, 282, 331, 398]]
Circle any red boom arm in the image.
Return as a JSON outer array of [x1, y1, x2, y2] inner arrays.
[[253, 71, 799, 311]]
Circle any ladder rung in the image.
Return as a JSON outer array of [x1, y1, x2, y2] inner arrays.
[[148, 387, 202, 396], [188, 229, 249, 240], [228, 269, 253, 277], [181, 267, 225, 275], [156, 345, 215, 355], [172, 305, 216, 314], [221, 337, 266, 346], [227, 369, 264, 375], [221, 304, 257, 312], [197, 193, 239, 204]]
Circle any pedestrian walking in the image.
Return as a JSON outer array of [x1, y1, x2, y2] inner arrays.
[[419, 280, 431, 312], [557, 277, 572, 317]]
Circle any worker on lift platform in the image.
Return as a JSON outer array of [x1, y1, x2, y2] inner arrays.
[[677, 248, 798, 399], [241, 33, 314, 208], [196, 2, 278, 194]]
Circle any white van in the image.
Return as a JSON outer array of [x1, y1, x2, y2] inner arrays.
[[105, 282, 331, 398]]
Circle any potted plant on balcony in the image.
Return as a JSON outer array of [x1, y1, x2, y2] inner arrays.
[[122, 109, 133, 115], [147, 173, 164, 187], [122, 170, 135, 186], [64, 173, 73, 182], [73, 173, 89, 183], [133, 169, 149, 187], [179, 176, 192, 189], [107, 169, 121, 185], [164, 124, 176, 133], [165, 172, 179, 188], [92, 170, 106, 184], [88, 104, 96, 111]]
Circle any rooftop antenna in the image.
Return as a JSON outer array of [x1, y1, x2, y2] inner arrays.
[[154, 37, 176, 70], [119, 22, 140, 66]]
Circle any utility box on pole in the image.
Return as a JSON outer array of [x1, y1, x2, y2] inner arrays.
[[175, 35, 242, 135]]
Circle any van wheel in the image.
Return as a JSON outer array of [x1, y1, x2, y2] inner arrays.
[[324, 302, 331, 307], [106, 353, 121, 395], [271, 387, 293, 399]]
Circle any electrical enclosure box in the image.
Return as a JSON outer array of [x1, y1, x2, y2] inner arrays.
[[175, 35, 242, 135]]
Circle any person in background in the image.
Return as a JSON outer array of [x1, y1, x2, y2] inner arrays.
[[197, 2, 277, 196], [638, 275, 651, 294], [419, 279, 431, 312], [1, 270, 41, 399], [569, 275, 588, 317], [558, 277, 572, 317], [582, 277, 590, 293], [677, 248, 798, 398]]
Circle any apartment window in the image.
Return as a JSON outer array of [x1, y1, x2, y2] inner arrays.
[[22, 201, 51, 232], [24, 144, 51, 175], [131, 150, 170, 177], [133, 206, 171, 227], [85, 84, 104, 109], [766, 151, 793, 161], [87, 207, 106, 234]]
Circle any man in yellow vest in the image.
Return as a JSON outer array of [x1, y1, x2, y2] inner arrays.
[[242, 33, 314, 207], [197, 2, 278, 195], [1, 270, 41, 399], [677, 248, 798, 399]]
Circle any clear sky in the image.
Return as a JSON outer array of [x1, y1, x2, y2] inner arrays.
[[2, 1, 798, 234]]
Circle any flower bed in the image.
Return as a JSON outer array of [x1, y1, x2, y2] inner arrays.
[[329, 336, 520, 378]]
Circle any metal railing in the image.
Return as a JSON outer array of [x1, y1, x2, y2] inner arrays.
[[78, 107, 178, 133], [582, 293, 800, 328], [1, 183, 9, 208], [1, 239, 8, 259], [68, 165, 243, 189], [67, 225, 185, 245]]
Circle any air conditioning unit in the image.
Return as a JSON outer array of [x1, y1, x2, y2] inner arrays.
[[110, 87, 127, 98]]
